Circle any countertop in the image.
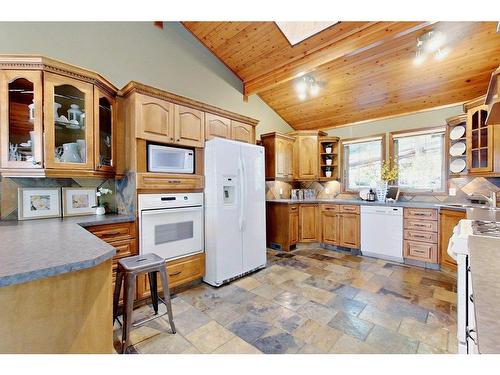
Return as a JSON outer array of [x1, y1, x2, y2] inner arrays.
[[468, 235, 500, 354], [0, 214, 135, 288], [266, 198, 467, 211]]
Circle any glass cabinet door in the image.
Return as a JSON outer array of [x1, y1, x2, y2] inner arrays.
[[0, 70, 43, 169], [94, 89, 115, 172], [43, 72, 94, 170], [467, 105, 492, 172]]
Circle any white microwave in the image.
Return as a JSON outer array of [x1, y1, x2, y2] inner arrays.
[[147, 144, 194, 174]]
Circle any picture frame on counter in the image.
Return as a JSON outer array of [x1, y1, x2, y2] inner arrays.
[[62, 187, 97, 217], [17, 187, 61, 221]]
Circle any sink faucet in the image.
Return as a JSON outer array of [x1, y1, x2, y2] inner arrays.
[[471, 192, 498, 208]]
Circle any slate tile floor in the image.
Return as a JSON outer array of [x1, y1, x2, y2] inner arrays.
[[113, 248, 457, 354]]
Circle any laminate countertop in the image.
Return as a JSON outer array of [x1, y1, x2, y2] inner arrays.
[[0, 214, 134, 288], [267, 198, 467, 211], [468, 235, 500, 354]]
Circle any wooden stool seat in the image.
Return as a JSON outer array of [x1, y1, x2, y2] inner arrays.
[[113, 253, 176, 354]]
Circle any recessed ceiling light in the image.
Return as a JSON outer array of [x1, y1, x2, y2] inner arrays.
[[275, 22, 338, 46]]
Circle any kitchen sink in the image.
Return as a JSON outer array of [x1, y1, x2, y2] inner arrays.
[[466, 207, 500, 222]]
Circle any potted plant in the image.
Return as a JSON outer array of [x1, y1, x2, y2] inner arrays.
[[377, 159, 398, 202], [95, 186, 113, 215], [325, 156, 332, 166], [325, 166, 332, 178], [325, 144, 333, 154]]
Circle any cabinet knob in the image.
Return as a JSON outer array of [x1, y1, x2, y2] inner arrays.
[[32, 160, 41, 166]]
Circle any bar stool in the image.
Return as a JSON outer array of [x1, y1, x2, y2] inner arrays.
[[113, 253, 176, 354]]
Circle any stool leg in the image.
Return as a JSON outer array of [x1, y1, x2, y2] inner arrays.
[[113, 270, 123, 324], [158, 267, 176, 334], [121, 273, 136, 354], [148, 271, 159, 315]]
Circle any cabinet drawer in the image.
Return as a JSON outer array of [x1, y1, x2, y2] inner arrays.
[[112, 238, 138, 261], [404, 240, 438, 263], [404, 208, 437, 221], [404, 219, 438, 232], [87, 221, 136, 242], [340, 205, 360, 214], [404, 230, 438, 243], [321, 204, 339, 212], [166, 253, 205, 288], [137, 172, 204, 190]]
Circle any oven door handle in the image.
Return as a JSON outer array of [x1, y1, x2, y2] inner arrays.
[[141, 206, 202, 216]]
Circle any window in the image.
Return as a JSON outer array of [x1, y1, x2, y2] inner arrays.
[[391, 127, 446, 193], [343, 136, 384, 191]]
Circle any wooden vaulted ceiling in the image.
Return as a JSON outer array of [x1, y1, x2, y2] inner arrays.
[[182, 21, 500, 130]]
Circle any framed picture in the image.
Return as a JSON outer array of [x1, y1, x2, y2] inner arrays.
[[62, 187, 97, 217], [18, 188, 61, 220]]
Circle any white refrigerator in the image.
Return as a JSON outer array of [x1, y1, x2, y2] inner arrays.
[[204, 137, 267, 286]]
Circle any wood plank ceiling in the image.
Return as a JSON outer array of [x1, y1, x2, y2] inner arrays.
[[182, 21, 500, 130]]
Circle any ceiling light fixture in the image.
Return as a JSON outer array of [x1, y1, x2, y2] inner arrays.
[[294, 75, 323, 100], [414, 30, 449, 65]]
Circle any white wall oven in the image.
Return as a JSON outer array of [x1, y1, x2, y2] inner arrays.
[[138, 193, 204, 261], [147, 144, 194, 174]]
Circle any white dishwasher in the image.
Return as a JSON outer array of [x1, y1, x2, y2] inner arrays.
[[360, 205, 403, 263]]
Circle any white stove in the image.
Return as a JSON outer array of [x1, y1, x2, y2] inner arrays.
[[448, 219, 500, 354]]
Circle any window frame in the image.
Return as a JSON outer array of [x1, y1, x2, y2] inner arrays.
[[341, 134, 386, 193], [389, 126, 447, 195]]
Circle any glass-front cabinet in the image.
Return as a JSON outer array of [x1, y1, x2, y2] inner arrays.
[[0, 70, 43, 169], [467, 104, 492, 173], [94, 89, 116, 172], [43, 72, 94, 170]]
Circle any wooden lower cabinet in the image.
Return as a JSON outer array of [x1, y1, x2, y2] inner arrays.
[[299, 204, 320, 242], [86, 221, 138, 306], [338, 212, 360, 249], [266, 202, 298, 251], [440, 209, 465, 271], [321, 205, 339, 245], [403, 208, 439, 264], [136, 253, 205, 299]]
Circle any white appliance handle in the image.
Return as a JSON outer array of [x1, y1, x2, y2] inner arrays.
[[238, 156, 245, 231], [141, 206, 202, 216], [241, 155, 247, 231]]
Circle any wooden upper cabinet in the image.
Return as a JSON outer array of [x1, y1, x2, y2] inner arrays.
[[205, 113, 231, 140], [0, 70, 43, 170], [261, 132, 294, 180], [467, 104, 493, 173], [94, 88, 116, 172], [339, 212, 360, 249], [43, 72, 94, 170], [299, 204, 319, 242], [294, 135, 319, 180], [231, 120, 255, 144], [174, 104, 205, 147], [135, 93, 175, 143]]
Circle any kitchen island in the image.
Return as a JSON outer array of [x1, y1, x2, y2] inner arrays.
[[0, 214, 133, 353]]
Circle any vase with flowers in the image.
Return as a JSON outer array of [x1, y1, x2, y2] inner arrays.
[[94, 186, 113, 215], [377, 159, 398, 202]]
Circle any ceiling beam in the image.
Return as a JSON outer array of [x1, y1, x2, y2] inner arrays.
[[243, 21, 437, 97]]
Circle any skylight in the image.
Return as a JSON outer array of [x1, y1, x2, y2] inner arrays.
[[275, 22, 338, 46]]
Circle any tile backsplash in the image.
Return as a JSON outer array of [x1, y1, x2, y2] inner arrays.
[[0, 176, 117, 220], [266, 177, 500, 206]]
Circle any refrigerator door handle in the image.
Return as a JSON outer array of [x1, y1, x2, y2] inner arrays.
[[241, 155, 247, 231], [238, 156, 245, 231]]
